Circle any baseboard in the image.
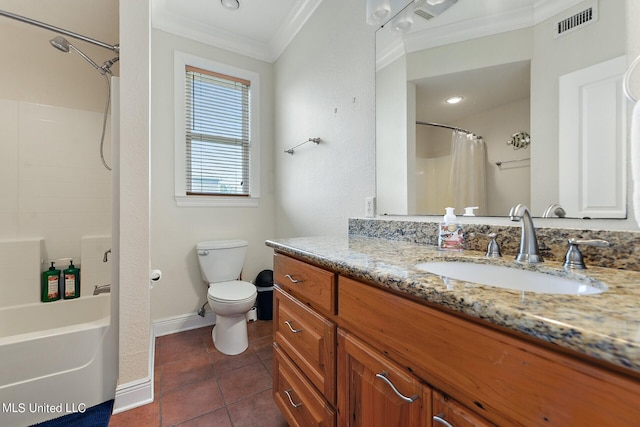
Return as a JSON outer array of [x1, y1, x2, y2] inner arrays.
[[152, 310, 216, 337], [112, 332, 155, 414]]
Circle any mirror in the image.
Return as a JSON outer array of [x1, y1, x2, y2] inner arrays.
[[375, 0, 627, 218]]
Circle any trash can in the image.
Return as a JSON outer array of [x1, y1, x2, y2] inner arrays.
[[255, 269, 274, 320]]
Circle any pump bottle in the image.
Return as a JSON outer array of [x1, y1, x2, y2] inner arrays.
[[42, 262, 61, 302], [438, 207, 464, 251], [63, 260, 81, 299]]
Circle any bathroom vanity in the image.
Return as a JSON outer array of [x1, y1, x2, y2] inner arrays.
[[267, 235, 640, 426]]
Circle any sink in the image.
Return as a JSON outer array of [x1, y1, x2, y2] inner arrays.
[[415, 261, 605, 295]]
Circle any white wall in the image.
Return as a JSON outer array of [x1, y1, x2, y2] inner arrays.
[[149, 29, 276, 321], [274, 0, 376, 237]]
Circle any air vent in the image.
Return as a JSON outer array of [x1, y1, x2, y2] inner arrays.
[[554, 1, 598, 39], [415, 9, 435, 21]]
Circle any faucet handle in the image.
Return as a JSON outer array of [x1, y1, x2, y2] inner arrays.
[[485, 233, 502, 258], [563, 238, 610, 269]]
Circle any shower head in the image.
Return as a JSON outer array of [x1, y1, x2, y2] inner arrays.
[[50, 36, 70, 52], [49, 35, 108, 75]]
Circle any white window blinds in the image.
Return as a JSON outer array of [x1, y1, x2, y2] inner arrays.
[[185, 65, 251, 196]]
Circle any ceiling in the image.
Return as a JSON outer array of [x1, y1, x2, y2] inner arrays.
[[152, 0, 324, 63]]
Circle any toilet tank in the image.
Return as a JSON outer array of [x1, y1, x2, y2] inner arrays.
[[196, 240, 248, 284]]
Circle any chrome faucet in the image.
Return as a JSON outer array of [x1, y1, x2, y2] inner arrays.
[[93, 284, 111, 295], [509, 204, 543, 263], [103, 248, 111, 262]]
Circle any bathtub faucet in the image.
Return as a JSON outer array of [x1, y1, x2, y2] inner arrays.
[[93, 284, 111, 295], [103, 249, 111, 262]]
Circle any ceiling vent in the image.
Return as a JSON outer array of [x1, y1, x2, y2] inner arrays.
[[413, 0, 457, 22], [554, 0, 598, 39]]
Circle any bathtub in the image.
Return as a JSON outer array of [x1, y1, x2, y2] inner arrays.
[[0, 294, 117, 426]]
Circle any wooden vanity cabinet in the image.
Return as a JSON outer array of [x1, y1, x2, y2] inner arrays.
[[272, 254, 337, 427], [272, 253, 640, 426]]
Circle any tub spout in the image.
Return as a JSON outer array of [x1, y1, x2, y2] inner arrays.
[[93, 284, 111, 295]]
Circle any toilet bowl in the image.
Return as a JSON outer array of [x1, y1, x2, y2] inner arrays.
[[197, 240, 257, 355]]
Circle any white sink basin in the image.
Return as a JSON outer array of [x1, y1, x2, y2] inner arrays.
[[415, 261, 605, 295]]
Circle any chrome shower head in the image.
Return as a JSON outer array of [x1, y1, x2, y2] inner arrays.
[[49, 35, 107, 75], [50, 35, 70, 53]]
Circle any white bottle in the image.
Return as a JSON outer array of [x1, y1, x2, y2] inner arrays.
[[438, 207, 464, 251]]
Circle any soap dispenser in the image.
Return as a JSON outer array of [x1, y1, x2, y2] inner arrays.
[[63, 260, 81, 299], [438, 207, 464, 251], [42, 262, 61, 302]]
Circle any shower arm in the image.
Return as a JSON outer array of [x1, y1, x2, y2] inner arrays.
[[0, 9, 119, 53]]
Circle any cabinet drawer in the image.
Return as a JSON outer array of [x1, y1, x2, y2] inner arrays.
[[274, 344, 336, 427], [274, 253, 336, 315], [274, 287, 336, 403], [433, 390, 494, 427], [338, 276, 640, 426]]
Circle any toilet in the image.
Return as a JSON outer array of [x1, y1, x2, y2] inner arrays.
[[196, 239, 257, 355]]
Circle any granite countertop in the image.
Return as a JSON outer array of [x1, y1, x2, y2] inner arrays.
[[266, 235, 640, 375]]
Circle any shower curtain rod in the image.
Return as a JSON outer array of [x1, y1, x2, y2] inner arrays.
[[0, 9, 119, 53], [416, 121, 475, 135]]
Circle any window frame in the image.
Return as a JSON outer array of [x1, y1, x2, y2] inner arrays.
[[174, 51, 261, 207]]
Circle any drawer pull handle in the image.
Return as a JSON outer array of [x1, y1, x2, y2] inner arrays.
[[375, 371, 419, 403], [284, 389, 303, 408], [284, 320, 302, 333], [284, 274, 303, 283], [433, 415, 455, 427]]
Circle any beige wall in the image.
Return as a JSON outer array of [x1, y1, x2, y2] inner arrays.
[[149, 29, 276, 321], [274, 0, 377, 236]]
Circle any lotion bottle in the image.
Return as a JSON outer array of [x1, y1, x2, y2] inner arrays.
[[63, 260, 81, 299], [42, 262, 61, 302], [438, 207, 464, 251]]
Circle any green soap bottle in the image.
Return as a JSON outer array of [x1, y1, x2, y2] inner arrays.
[[42, 262, 61, 302], [63, 260, 81, 299]]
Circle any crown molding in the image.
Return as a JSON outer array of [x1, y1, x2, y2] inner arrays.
[[152, 0, 323, 63]]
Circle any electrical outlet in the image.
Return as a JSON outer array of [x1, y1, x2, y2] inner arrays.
[[365, 197, 376, 218]]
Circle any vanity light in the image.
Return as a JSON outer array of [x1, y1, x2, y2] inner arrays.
[[426, 0, 447, 5], [366, 0, 391, 25], [221, 0, 240, 10], [445, 96, 463, 104]]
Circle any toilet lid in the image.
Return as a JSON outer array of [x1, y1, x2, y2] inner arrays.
[[208, 280, 256, 302]]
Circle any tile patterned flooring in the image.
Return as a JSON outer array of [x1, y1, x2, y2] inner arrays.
[[109, 320, 288, 427]]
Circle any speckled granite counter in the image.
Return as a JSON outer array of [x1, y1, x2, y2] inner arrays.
[[265, 235, 640, 375]]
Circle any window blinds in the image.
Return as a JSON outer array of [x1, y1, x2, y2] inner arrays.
[[185, 65, 251, 196]]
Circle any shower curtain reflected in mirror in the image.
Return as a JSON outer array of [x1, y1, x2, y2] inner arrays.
[[449, 130, 488, 215]]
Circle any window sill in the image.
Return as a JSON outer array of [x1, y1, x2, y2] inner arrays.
[[175, 196, 259, 208]]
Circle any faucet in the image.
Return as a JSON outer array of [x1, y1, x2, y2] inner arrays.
[[93, 284, 111, 295], [509, 204, 543, 264], [103, 249, 111, 262], [542, 203, 566, 218]]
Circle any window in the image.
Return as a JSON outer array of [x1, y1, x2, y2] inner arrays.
[[175, 52, 260, 207]]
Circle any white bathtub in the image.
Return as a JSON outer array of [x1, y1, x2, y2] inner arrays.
[[0, 294, 117, 426]]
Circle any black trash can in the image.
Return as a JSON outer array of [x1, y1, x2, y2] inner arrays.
[[255, 269, 274, 320]]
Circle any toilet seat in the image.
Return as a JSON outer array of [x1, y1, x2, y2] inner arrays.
[[208, 280, 256, 304]]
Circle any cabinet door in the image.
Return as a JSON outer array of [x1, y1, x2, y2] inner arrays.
[[432, 391, 494, 427], [337, 329, 431, 427]]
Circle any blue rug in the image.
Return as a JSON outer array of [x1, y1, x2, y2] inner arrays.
[[30, 400, 114, 427]]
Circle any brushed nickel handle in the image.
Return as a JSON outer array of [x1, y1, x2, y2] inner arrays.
[[284, 320, 302, 333], [284, 389, 302, 408], [284, 274, 303, 283], [375, 371, 419, 403], [433, 414, 455, 427]]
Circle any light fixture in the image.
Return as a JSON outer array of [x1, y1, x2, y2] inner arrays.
[[390, 13, 413, 33], [221, 0, 240, 10], [445, 96, 463, 104], [366, 0, 391, 26]]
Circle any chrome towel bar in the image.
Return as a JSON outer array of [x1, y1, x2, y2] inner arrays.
[[284, 137, 321, 155]]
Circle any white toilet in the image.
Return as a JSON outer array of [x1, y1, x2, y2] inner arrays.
[[196, 239, 257, 355]]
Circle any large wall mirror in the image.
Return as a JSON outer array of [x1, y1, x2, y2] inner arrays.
[[375, 0, 627, 218]]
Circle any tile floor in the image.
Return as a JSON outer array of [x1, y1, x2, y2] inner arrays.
[[109, 320, 288, 427]]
